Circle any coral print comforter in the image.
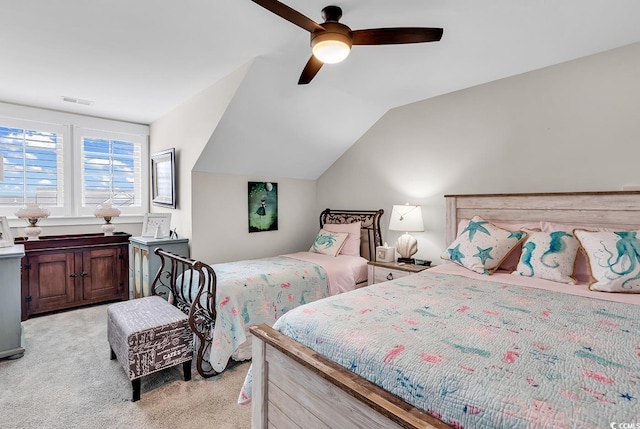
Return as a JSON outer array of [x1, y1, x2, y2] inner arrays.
[[203, 255, 329, 372], [239, 268, 640, 428]]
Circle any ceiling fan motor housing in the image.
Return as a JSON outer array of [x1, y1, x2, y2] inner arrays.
[[311, 22, 352, 63]]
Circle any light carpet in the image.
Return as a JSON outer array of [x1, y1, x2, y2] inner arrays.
[[0, 304, 251, 429]]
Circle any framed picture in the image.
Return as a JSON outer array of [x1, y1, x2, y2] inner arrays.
[[151, 148, 176, 209], [142, 213, 172, 238], [0, 216, 14, 247], [248, 182, 278, 233]]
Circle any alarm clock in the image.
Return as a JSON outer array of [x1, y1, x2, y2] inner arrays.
[[376, 245, 395, 263]]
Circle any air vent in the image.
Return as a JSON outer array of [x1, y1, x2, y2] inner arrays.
[[61, 96, 94, 106]]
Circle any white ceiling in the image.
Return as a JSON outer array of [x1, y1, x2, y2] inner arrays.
[[2, 1, 640, 177]]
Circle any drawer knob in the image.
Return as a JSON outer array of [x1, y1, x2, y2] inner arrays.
[[386, 273, 394, 281]]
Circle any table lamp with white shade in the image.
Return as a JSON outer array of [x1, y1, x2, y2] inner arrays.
[[15, 203, 50, 240], [94, 202, 121, 236], [388, 204, 424, 263]]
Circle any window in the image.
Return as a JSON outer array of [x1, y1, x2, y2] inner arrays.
[[76, 128, 145, 216], [0, 106, 148, 220], [0, 119, 65, 214]]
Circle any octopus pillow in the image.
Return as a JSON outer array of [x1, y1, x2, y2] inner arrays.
[[310, 229, 349, 257], [441, 215, 527, 274], [513, 230, 579, 284], [574, 229, 640, 293]]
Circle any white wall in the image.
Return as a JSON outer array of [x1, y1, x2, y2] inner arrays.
[[191, 171, 317, 263], [149, 61, 251, 248], [317, 42, 640, 265]]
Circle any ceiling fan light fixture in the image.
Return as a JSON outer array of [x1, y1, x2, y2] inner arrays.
[[311, 32, 351, 64]]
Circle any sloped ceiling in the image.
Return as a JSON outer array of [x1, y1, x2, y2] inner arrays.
[[2, 1, 640, 179], [192, 56, 387, 179]]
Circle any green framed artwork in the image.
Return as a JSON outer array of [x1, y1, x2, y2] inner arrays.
[[248, 182, 278, 233]]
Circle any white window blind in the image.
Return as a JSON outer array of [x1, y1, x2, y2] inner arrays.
[[0, 122, 64, 210], [77, 127, 145, 216], [0, 107, 148, 220]]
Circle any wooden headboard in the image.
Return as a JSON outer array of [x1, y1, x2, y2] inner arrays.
[[320, 208, 384, 261], [444, 190, 640, 246]]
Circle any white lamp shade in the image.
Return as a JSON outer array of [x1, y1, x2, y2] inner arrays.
[[388, 204, 424, 232], [312, 40, 350, 63], [94, 202, 121, 218], [311, 31, 352, 64]]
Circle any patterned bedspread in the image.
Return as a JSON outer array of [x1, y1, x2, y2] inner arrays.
[[204, 256, 329, 372], [239, 270, 640, 428]]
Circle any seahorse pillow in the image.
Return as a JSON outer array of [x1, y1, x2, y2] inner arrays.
[[574, 229, 640, 293], [310, 229, 349, 257], [441, 215, 527, 275], [513, 230, 580, 284]]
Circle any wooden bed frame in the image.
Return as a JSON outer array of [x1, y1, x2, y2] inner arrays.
[[150, 208, 384, 378], [250, 191, 640, 429]]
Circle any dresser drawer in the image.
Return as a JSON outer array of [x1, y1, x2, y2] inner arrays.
[[373, 267, 411, 283]]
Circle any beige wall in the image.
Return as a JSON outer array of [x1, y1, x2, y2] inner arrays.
[[150, 60, 319, 262], [317, 42, 640, 265], [149, 61, 251, 250], [191, 171, 317, 263]]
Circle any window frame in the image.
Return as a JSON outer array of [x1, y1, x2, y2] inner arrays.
[[0, 102, 149, 224], [74, 126, 148, 217], [0, 117, 67, 217]]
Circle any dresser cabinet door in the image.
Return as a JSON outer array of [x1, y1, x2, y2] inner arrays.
[[28, 252, 76, 314], [81, 246, 126, 302]]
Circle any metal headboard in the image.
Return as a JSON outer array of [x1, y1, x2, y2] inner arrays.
[[319, 208, 384, 261]]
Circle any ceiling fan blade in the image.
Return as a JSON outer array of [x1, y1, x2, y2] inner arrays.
[[252, 0, 324, 33], [352, 28, 443, 45], [298, 56, 324, 85]]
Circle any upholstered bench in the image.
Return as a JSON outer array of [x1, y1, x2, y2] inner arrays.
[[107, 295, 193, 401]]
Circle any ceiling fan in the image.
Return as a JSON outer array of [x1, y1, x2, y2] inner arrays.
[[251, 0, 444, 84]]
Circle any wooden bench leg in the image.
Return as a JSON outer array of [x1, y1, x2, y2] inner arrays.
[[132, 378, 141, 402], [183, 360, 192, 381]]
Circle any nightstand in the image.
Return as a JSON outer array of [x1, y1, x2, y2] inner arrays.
[[367, 261, 430, 286], [129, 236, 189, 299]]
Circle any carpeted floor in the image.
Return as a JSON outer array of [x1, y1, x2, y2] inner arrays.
[[0, 304, 251, 429]]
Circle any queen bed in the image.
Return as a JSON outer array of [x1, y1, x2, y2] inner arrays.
[[243, 191, 640, 428], [150, 208, 383, 378]]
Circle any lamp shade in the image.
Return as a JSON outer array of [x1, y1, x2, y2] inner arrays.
[[388, 204, 424, 232], [311, 31, 352, 64], [93, 202, 121, 219]]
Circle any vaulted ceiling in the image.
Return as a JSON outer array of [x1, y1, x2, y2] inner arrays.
[[3, 1, 640, 179]]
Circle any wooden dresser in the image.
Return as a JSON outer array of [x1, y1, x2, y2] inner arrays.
[[16, 233, 130, 321]]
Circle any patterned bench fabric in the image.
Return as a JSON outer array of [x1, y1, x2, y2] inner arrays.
[[107, 296, 193, 380]]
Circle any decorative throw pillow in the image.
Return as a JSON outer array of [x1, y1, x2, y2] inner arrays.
[[310, 229, 349, 257], [322, 222, 362, 256], [540, 222, 614, 283], [513, 230, 579, 284], [441, 215, 527, 274], [574, 229, 640, 293], [456, 219, 541, 272]]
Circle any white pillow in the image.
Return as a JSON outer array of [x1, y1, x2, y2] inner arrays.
[[322, 222, 362, 256], [441, 215, 526, 274], [574, 229, 640, 293], [310, 229, 349, 257], [513, 230, 579, 284]]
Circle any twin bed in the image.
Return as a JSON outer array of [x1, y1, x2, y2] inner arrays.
[[243, 191, 640, 429], [150, 208, 383, 377]]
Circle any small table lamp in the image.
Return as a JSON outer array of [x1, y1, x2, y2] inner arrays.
[[15, 203, 50, 240], [94, 202, 121, 236], [388, 204, 424, 263]]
